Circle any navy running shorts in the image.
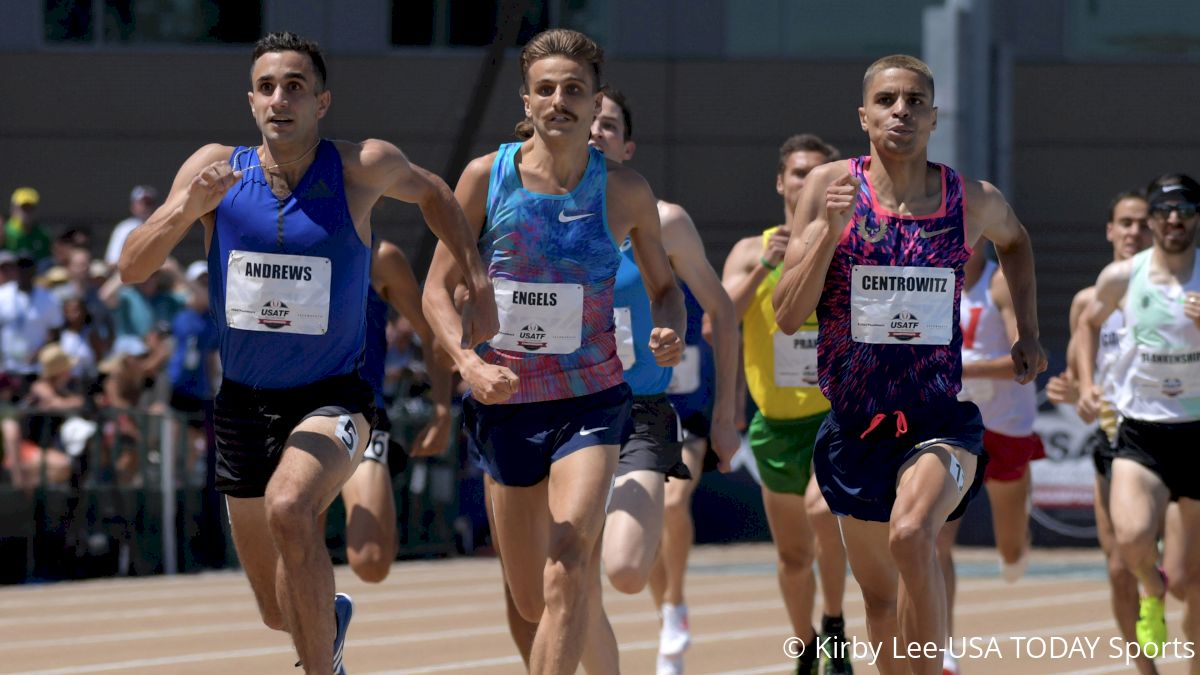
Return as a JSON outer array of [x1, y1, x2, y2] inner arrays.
[[465, 383, 633, 487], [813, 398, 987, 523], [214, 372, 376, 498], [618, 394, 690, 480]]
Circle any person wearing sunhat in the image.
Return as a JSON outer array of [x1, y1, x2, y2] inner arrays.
[[0, 343, 80, 487], [3, 188, 51, 262]]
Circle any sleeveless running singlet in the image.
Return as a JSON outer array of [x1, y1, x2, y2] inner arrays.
[[210, 139, 369, 389], [817, 157, 971, 422], [475, 143, 623, 404], [1112, 249, 1200, 422], [613, 237, 672, 395], [360, 285, 389, 408], [744, 226, 830, 420], [1097, 307, 1125, 440], [958, 259, 1036, 436]]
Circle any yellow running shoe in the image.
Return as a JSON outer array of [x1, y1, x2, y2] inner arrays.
[[1136, 595, 1167, 655]]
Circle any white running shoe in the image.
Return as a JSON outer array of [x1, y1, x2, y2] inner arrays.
[[656, 652, 684, 675], [1000, 548, 1028, 583], [659, 603, 691, 655]]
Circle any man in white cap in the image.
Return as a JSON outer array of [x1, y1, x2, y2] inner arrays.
[[105, 186, 159, 266]]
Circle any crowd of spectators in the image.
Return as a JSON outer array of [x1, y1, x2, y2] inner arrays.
[[0, 183, 441, 495]]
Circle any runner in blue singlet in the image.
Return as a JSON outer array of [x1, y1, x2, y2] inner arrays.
[[118, 31, 494, 675]]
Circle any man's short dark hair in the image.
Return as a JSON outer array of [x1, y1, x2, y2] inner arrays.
[[777, 134, 840, 175], [1106, 189, 1147, 223], [600, 84, 633, 140], [252, 31, 328, 90]]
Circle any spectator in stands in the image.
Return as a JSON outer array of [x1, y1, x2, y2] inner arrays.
[[59, 297, 99, 381], [0, 251, 16, 285], [96, 336, 151, 486], [3, 188, 52, 263], [100, 261, 184, 340], [1, 343, 81, 488], [168, 261, 219, 476], [0, 255, 64, 386], [105, 186, 158, 266]]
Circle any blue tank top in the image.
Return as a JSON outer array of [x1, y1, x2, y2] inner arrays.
[[209, 139, 369, 389], [668, 283, 715, 416], [613, 239, 672, 395], [360, 286, 389, 408], [474, 142, 624, 404]]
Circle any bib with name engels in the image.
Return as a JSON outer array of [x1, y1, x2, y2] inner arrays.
[[476, 143, 624, 404], [817, 155, 972, 420]]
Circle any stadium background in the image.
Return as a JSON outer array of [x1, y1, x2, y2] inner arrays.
[[1, 0, 1199, 580]]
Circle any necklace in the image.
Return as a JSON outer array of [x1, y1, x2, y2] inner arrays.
[[255, 140, 320, 172]]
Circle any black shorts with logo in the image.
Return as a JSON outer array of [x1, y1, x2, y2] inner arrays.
[[617, 394, 691, 481], [1115, 417, 1200, 502], [214, 372, 375, 498]]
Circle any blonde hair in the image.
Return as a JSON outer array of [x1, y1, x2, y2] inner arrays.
[[862, 54, 934, 100], [513, 29, 604, 140]]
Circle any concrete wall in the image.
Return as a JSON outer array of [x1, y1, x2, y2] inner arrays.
[[1, 52, 1196, 363]]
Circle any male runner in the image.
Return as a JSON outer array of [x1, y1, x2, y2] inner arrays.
[[723, 133, 855, 674], [772, 54, 1045, 675], [119, 31, 495, 674], [587, 85, 739, 675], [1046, 188, 1158, 675], [337, 238, 453, 583], [421, 29, 685, 674], [937, 243, 1044, 674], [1078, 175, 1200, 663]]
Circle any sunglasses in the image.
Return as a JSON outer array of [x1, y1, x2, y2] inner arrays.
[[1150, 202, 1198, 219]]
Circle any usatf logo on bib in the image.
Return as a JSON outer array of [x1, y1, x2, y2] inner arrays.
[[517, 324, 548, 351], [258, 300, 291, 329], [888, 311, 921, 341], [1164, 378, 1184, 398]]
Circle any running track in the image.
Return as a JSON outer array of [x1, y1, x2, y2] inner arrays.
[[0, 544, 1190, 674]]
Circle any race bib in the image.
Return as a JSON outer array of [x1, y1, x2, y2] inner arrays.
[[491, 279, 584, 355], [667, 345, 702, 394], [851, 265, 955, 345], [773, 330, 819, 387], [614, 306, 636, 370], [957, 378, 995, 403], [225, 250, 331, 335], [1132, 347, 1200, 401]]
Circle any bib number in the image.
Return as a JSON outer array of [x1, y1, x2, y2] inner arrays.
[[851, 265, 955, 346], [773, 330, 819, 387], [667, 345, 702, 394], [491, 279, 584, 355], [614, 306, 635, 370], [225, 250, 331, 335]]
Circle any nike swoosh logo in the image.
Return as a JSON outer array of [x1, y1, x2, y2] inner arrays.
[[559, 211, 593, 223], [918, 226, 955, 239], [579, 426, 608, 436]]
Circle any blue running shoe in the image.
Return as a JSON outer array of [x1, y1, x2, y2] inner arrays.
[[333, 593, 354, 675]]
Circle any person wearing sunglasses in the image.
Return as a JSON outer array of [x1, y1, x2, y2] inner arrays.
[[1077, 174, 1200, 667]]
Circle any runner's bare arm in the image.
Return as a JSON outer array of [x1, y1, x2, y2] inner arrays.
[[971, 181, 1046, 384], [722, 236, 774, 321], [350, 140, 497, 347], [1076, 260, 1130, 420], [373, 240, 453, 456], [660, 203, 738, 467], [772, 161, 852, 333], [615, 169, 685, 367], [1045, 286, 1094, 405], [119, 144, 234, 282], [963, 268, 1027, 380], [422, 154, 518, 405]]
